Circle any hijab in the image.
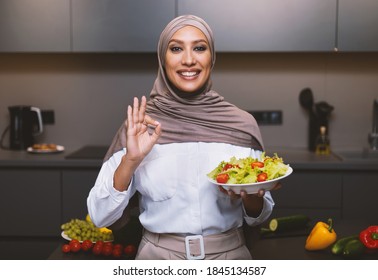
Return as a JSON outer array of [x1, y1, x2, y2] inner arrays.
[[104, 15, 263, 161]]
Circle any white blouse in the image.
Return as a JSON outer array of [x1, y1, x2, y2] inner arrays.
[[87, 142, 274, 236]]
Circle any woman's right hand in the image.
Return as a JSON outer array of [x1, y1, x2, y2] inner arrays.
[[125, 96, 162, 164], [114, 96, 161, 192]]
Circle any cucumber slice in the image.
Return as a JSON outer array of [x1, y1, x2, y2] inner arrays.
[[269, 214, 310, 232]]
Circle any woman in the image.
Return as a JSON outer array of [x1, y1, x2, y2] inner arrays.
[[87, 15, 277, 260]]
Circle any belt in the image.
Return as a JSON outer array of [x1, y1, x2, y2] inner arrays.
[[143, 227, 246, 260]]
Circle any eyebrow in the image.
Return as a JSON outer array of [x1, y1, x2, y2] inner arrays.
[[168, 39, 208, 45]]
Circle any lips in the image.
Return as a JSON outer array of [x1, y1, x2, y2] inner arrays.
[[178, 70, 200, 79]]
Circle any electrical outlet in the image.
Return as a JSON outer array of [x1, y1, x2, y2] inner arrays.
[[248, 110, 282, 125], [41, 110, 55, 125]]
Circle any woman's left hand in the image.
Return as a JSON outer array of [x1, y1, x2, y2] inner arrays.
[[218, 182, 281, 217]]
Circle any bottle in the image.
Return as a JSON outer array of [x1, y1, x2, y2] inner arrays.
[[315, 126, 330, 155]]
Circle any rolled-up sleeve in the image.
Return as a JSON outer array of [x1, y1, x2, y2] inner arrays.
[[87, 149, 136, 228], [243, 191, 275, 226]]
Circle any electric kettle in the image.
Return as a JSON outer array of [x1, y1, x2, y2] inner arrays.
[[8, 105, 43, 150]]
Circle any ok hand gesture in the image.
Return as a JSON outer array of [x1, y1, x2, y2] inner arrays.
[[125, 96, 162, 164]]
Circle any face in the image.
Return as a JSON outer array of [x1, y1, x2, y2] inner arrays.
[[165, 26, 212, 93]]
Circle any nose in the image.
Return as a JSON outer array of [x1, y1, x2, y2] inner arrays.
[[182, 49, 196, 66]]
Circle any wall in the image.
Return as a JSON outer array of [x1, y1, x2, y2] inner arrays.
[[0, 52, 377, 152]]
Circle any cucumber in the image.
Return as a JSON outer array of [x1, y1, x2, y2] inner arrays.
[[268, 214, 310, 232], [331, 235, 359, 255], [342, 239, 365, 259]]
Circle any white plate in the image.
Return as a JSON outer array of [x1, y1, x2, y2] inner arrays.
[[27, 145, 64, 154], [61, 231, 113, 243], [208, 166, 293, 194]]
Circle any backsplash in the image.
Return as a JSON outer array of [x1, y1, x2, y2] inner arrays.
[[0, 52, 377, 151]]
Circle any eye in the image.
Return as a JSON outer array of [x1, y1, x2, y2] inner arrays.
[[169, 46, 182, 53], [194, 45, 208, 52]]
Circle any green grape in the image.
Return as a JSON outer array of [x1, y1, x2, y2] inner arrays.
[[60, 218, 113, 242]]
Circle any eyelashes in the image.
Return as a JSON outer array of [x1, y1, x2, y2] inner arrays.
[[168, 45, 208, 53]]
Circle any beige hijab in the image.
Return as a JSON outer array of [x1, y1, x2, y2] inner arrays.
[[105, 15, 263, 161]]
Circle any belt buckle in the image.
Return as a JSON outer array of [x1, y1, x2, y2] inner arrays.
[[185, 235, 205, 260]]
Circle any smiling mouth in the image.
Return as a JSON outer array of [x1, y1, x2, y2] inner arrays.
[[178, 71, 200, 78]]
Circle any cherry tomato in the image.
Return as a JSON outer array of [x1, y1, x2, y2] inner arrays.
[[69, 239, 80, 246], [81, 240, 93, 252], [103, 242, 113, 248], [251, 161, 264, 169], [113, 243, 123, 251], [124, 244, 137, 257], [102, 245, 113, 256], [95, 240, 104, 247], [216, 173, 229, 184], [69, 241, 81, 253], [92, 244, 102, 256], [112, 248, 123, 258], [61, 244, 71, 253], [257, 172, 268, 182]]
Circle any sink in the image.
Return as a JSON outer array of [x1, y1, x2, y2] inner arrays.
[[334, 149, 378, 162]]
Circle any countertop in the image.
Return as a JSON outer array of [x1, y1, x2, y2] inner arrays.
[[1, 146, 377, 170], [48, 219, 378, 260], [0, 145, 105, 168]]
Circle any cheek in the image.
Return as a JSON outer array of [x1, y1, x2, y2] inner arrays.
[[164, 56, 178, 79]]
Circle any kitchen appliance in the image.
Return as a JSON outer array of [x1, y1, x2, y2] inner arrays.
[[8, 105, 43, 150], [299, 88, 334, 152]]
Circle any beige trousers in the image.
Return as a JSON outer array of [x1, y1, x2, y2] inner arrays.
[[135, 228, 252, 260]]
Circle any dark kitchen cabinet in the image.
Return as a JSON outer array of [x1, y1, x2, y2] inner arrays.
[[177, 0, 337, 52], [0, 0, 70, 52], [337, 0, 378, 51], [61, 169, 99, 222], [271, 171, 343, 220], [71, 0, 175, 52], [342, 172, 378, 223], [0, 169, 61, 236]]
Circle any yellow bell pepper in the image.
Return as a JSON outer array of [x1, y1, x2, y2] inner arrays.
[[305, 218, 337, 251]]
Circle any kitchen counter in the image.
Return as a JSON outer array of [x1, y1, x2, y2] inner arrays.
[[1, 145, 377, 240], [0, 145, 106, 168], [1, 146, 377, 170], [48, 219, 378, 260]]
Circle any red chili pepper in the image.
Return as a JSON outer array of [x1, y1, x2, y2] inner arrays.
[[359, 226, 378, 249]]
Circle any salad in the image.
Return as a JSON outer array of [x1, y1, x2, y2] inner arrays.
[[207, 153, 289, 184]]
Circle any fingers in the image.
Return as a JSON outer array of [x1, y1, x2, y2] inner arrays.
[[130, 96, 159, 126], [273, 182, 282, 190], [217, 186, 240, 200], [144, 115, 160, 127], [138, 96, 147, 123], [126, 105, 133, 130], [133, 97, 140, 124], [126, 97, 161, 141]]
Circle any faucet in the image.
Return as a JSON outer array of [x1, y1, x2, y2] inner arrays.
[[368, 99, 378, 150]]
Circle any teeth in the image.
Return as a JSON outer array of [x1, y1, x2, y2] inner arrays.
[[180, 71, 197, 77]]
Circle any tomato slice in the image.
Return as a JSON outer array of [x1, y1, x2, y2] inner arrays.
[[257, 172, 268, 182], [222, 163, 234, 171], [216, 173, 229, 184], [251, 161, 264, 169]]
